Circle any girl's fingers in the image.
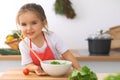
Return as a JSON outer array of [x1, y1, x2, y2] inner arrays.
[[35, 70, 48, 76]]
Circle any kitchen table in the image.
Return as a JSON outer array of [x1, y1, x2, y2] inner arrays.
[[0, 68, 113, 80]]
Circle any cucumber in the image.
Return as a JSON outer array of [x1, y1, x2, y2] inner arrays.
[[0, 48, 20, 55]]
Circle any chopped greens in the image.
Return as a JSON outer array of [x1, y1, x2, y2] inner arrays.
[[50, 61, 61, 64], [50, 61, 66, 65], [69, 66, 98, 80]]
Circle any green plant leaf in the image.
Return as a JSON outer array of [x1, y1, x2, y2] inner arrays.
[[69, 66, 98, 80]]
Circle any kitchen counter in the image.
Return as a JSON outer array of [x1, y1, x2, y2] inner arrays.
[[0, 68, 114, 80], [0, 49, 120, 73], [71, 49, 120, 61], [0, 49, 120, 61]]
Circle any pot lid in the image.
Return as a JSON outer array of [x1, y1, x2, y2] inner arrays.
[[88, 30, 112, 39]]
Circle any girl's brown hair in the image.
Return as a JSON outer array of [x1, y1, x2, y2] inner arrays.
[[16, 3, 48, 32]]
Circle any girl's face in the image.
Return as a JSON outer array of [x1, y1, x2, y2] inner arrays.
[[18, 11, 45, 39]]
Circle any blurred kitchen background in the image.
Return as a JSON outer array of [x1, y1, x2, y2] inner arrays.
[[0, 0, 120, 49]]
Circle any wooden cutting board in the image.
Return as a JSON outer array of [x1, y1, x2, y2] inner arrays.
[[106, 25, 120, 49], [0, 68, 114, 80], [0, 68, 69, 80]]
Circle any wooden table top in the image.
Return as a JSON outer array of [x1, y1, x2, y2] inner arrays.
[[0, 68, 113, 80]]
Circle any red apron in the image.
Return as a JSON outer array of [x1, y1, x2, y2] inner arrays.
[[30, 36, 55, 66]]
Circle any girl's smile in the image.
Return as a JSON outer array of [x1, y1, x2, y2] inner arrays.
[[26, 31, 35, 36]]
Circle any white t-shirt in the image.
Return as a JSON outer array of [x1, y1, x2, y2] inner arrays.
[[19, 31, 69, 65]]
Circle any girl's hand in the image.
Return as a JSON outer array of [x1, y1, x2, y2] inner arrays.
[[34, 66, 48, 76]]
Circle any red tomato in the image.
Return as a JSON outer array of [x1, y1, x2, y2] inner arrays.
[[23, 68, 29, 75]]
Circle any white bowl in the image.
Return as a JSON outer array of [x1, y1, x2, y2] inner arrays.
[[41, 60, 72, 76]]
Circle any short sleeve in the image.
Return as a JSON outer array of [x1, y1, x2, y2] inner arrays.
[[49, 32, 69, 54], [19, 38, 32, 65]]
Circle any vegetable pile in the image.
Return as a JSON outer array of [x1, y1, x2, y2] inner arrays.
[[69, 66, 98, 80], [104, 73, 120, 80], [6, 30, 21, 42]]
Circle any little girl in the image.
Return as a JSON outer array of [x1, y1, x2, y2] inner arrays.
[[16, 3, 80, 75]]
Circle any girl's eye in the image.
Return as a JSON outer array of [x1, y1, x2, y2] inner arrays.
[[32, 21, 37, 25], [21, 23, 26, 26]]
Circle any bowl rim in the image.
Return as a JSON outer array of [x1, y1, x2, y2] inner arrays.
[[41, 60, 72, 65]]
